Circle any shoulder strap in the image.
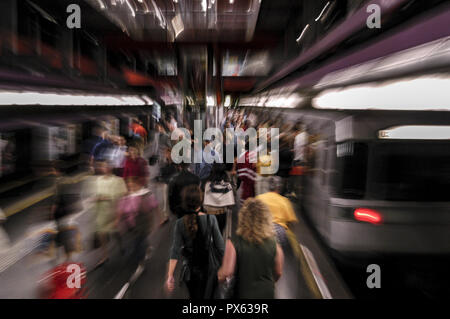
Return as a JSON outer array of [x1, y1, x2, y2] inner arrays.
[[206, 215, 214, 250]]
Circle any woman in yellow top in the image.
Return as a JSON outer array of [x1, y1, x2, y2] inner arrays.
[[256, 176, 298, 248]]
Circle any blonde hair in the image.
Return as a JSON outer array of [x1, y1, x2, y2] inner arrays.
[[236, 198, 274, 244]]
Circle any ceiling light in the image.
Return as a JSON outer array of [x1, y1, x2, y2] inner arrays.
[[296, 24, 310, 43], [224, 95, 231, 107], [0, 90, 152, 106], [315, 2, 330, 22], [313, 76, 450, 111], [207, 96, 215, 106]]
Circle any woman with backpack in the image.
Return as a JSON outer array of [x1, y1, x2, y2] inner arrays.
[[202, 163, 235, 236], [165, 185, 224, 299]]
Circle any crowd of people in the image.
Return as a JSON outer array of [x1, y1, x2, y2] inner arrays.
[[159, 109, 315, 299], [46, 108, 315, 299], [51, 118, 161, 268]]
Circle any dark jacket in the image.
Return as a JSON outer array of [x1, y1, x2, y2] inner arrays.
[[277, 148, 294, 178], [168, 170, 201, 218]]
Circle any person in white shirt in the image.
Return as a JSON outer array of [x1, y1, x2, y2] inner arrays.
[[293, 122, 308, 165], [107, 136, 128, 176], [292, 122, 308, 199]]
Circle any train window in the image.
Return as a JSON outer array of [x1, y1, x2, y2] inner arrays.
[[332, 142, 368, 199], [0, 129, 32, 181], [368, 142, 450, 202]]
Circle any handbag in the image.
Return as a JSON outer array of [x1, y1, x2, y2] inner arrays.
[[216, 276, 236, 299], [204, 215, 224, 299], [179, 257, 191, 286], [203, 181, 235, 208]]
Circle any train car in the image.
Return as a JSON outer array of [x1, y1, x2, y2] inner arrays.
[[257, 108, 450, 257]]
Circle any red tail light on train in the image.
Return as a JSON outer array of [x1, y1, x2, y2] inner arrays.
[[354, 208, 383, 225]]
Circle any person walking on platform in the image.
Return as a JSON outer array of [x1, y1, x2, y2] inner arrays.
[[202, 163, 235, 237], [50, 161, 82, 261], [116, 177, 160, 272], [236, 140, 257, 205], [166, 185, 224, 299], [276, 135, 294, 196], [131, 119, 147, 144], [90, 160, 127, 266], [90, 127, 113, 168], [107, 136, 128, 177], [122, 145, 149, 186], [168, 162, 200, 219], [218, 198, 284, 299], [255, 142, 275, 196], [292, 122, 309, 199], [256, 176, 298, 249], [194, 138, 218, 183]]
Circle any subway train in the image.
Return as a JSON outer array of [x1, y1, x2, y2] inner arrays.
[[253, 107, 450, 257]]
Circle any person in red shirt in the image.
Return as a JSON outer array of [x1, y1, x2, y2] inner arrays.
[[236, 141, 257, 206], [131, 119, 148, 144], [122, 146, 149, 186]]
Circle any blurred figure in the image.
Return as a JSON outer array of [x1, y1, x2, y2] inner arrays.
[[166, 185, 224, 299], [0, 208, 10, 254], [158, 147, 178, 184], [91, 160, 127, 266], [131, 119, 147, 144], [276, 135, 294, 196], [218, 198, 283, 299], [107, 136, 128, 177], [292, 122, 308, 198], [122, 145, 149, 186], [156, 123, 171, 160], [203, 163, 235, 236], [256, 176, 298, 249], [168, 162, 200, 219], [169, 114, 178, 130], [255, 142, 275, 196], [50, 161, 82, 261], [90, 127, 113, 168], [116, 177, 160, 272], [194, 138, 217, 183], [236, 139, 257, 205]]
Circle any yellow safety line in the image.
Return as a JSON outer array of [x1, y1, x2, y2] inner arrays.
[[4, 190, 54, 217], [286, 229, 323, 299], [0, 172, 52, 193], [3, 173, 91, 217]]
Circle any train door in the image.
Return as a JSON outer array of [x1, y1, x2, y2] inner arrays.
[[302, 124, 333, 240]]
